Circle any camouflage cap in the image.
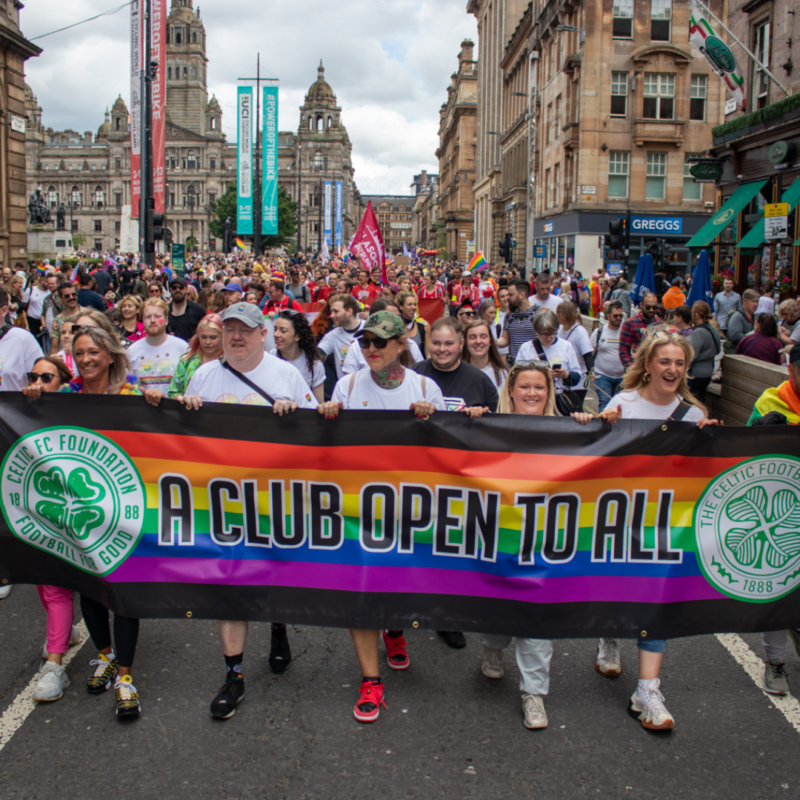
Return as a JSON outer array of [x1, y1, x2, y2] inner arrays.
[[357, 310, 405, 340]]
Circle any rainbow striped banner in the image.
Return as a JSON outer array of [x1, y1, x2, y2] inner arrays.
[[1, 395, 799, 638], [468, 252, 487, 273]]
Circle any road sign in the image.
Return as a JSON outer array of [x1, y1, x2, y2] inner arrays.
[[764, 203, 790, 218], [765, 216, 788, 241], [580, 186, 596, 195]]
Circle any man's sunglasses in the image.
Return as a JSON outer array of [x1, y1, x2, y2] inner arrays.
[[358, 335, 398, 350], [61, 292, 77, 300], [643, 304, 658, 311], [459, 311, 476, 318], [27, 372, 58, 384]]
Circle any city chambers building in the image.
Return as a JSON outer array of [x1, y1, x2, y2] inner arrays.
[[25, 0, 359, 254]]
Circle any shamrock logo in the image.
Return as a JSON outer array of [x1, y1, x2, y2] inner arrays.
[[33, 466, 106, 541], [725, 486, 800, 570]]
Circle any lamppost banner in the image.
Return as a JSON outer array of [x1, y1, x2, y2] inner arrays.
[[2, 395, 799, 639], [151, 0, 166, 215], [335, 180, 343, 248], [237, 86, 253, 235], [262, 86, 279, 235], [130, 1, 142, 216], [324, 180, 333, 248]]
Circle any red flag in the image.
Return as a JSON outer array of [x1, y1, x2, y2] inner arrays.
[[350, 201, 386, 283]]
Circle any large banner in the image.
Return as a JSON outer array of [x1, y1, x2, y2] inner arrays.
[[150, 0, 166, 215], [237, 87, 253, 235], [130, 0, 142, 218], [324, 180, 332, 249], [2, 395, 799, 639], [334, 180, 343, 249], [262, 86, 279, 236]]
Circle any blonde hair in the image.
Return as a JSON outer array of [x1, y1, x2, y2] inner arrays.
[[498, 363, 558, 416], [556, 300, 580, 328], [621, 327, 707, 416], [74, 308, 120, 344], [142, 297, 169, 316], [119, 294, 142, 317], [72, 326, 132, 394]]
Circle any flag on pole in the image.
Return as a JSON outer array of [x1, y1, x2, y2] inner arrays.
[[350, 201, 386, 283], [467, 252, 488, 274], [235, 238, 246, 251], [321, 238, 330, 266], [402, 242, 409, 257], [689, 0, 745, 109]]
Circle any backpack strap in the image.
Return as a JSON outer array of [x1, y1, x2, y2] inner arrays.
[[221, 360, 276, 405], [668, 400, 692, 422], [532, 337, 549, 364]]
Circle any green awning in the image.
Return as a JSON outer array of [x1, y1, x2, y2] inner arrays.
[[686, 180, 768, 248], [736, 175, 800, 248]]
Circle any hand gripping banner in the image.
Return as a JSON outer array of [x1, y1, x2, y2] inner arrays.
[[1, 395, 799, 641]]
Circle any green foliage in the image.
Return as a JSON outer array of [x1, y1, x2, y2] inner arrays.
[[209, 181, 237, 240], [72, 232, 86, 249], [433, 219, 447, 251], [209, 183, 297, 249], [712, 92, 800, 139]]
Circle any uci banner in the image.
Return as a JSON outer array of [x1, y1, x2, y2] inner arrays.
[[1, 395, 799, 641], [262, 85, 279, 236]]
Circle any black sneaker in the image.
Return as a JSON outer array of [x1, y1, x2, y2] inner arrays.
[[437, 631, 467, 649], [210, 677, 245, 719], [114, 675, 141, 719], [269, 624, 292, 674], [87, 654, 118, 694]]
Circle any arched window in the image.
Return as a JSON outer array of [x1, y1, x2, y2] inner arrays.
[[316, 115, 323, 132], [115, 116, 121, 131], [187, 150, 197, 169], [327, 116, 332, 129], [94, 186, 105, 207], [183, 67, 188, 80], [175, 28, 182, 44], [313, 152, 324, 170], [210, 117, 217, 130], [308, 116, 313, 130], [168, 66, 172, 79], [192, 31, 197, 43], [71, 186, 81, 206], [47, 186, 57, 207]]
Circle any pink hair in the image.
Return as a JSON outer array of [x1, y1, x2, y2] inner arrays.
[[186, 312, 224, 358]]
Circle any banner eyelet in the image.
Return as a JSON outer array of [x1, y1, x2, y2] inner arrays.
[[412, 621, 420, 628], [186, 611, 193, 618], [640, 630, 647, 637], [661, 424, 668, 431]]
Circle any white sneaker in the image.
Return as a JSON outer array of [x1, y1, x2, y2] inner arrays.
[[522, 694, 548, 729], [0, 584, 12, 600], [41, 625, 81, 659], [595, 638, 622, 678], [629, 679, 675, 730], [481, 647, 504, 679], [33, 661, 70, 702]]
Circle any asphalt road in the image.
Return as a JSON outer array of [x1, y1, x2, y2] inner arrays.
[[0, 584, 799, 800]]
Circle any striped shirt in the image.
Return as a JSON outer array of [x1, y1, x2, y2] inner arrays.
[[503, 308, 536, 362]]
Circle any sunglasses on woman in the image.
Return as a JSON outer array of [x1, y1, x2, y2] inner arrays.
[[27, 372, 58, 384], [357, 335, 398, 350], [513, 359, 549, 369]]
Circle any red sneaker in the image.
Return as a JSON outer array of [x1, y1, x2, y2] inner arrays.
[[354, 680, 386, 723], [382, 630, 410, 670]]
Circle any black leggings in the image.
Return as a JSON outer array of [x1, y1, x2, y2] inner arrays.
[[80, 595, 139, 669]]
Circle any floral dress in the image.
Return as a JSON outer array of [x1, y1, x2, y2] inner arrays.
[[59, 375, 142, 396], [168, 353, 203, 398]]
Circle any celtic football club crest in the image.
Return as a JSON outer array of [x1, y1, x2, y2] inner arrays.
[[0, 427, 145, 576], [695, 456, 800, 602]]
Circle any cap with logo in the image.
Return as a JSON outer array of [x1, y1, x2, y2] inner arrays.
[[356, 310, 405, 340], [222, 302, 265, 329], [223, 282, 244, 293]]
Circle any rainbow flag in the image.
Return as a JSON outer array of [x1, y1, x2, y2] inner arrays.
[[235, 238, 246, 251], [468, 252, 487, 273]]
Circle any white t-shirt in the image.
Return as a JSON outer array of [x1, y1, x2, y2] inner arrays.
[[559, 323, 593, 376], [590, 324, 624, 379], [186, 353, 317, 407], [318, 322, 364, 380], [516, 337, 580, 394], [0, 327, 43, 392], [128, 335, 189, 392], [26, 286, 50, 320], [341, 337, 424, 374], [331, 367, 446, 411], [527, 293, 563, 312], [606, 390, 705, 423], [268, 349, 325, 389], [480, 362, 509, 394], [756, 296, 775, 316]]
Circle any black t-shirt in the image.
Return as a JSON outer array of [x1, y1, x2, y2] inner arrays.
[[76, 288, 107, 312], [412, 359, 498, 412], [92, 270, 113, 295], [168, 299, 207, 341]]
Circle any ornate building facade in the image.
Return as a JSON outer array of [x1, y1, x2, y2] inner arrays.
[[361, 195, 416, 254], [25, 0, 359, 253]]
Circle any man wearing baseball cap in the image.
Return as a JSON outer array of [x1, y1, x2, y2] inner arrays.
[[179, 301, 316, 720], [167, 276, 206, 341], [222, 282, 244, 307], [317, 311, 445, 723]]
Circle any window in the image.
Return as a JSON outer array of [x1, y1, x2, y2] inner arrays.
[[94, 239, 103, 251], [115, 158, 121, 170], [211, 117, 217, 130], [555, 96, 562, 139], [553, 163, 561, 206], [114, 192, 122, 208], [608, 151, 629, 198], [47, 187, 57, 207], [175, 29, 182, 44], [168, 67, 172, 80], [71, 187, 81, 206], [94, 187, 105, 207], [643, 73, 675, 119], [651, 0, 671, 41], [71, 220, 78, 232], [183, 67, 188, 80], [187, 151, 197, 169], [169, 193, 175, 208], [115, 117, 121, 131], [192, 31, 197, 44], [752, 20, 771, 110], [209, 158, 216, 171], [313, 152, 325, 170], [613, 0, 633, 38], [208, 191, 216, 204], [611, 72, 628, 116], [545, 168, 552, 208], [115, 221, 121, 233], [546, 103, 552, 144], [646, 152, 667, 199], [683, 155, 702, 200], [94, 220, 102, 232], [690, 75, 707, 120]]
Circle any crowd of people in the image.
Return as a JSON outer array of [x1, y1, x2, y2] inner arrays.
[[0, 248, 798, 732]]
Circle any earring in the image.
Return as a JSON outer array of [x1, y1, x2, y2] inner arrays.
[[643, 372, 651, 384]]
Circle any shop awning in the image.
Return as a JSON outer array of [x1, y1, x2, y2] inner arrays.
[[736, 175, 800, 249], [685, 180, 768, 248]]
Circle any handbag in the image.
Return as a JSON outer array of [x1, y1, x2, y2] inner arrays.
[[221, 360, 276, 405], [532, 338, 586, 415]]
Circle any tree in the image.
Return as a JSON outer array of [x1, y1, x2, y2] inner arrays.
[[209, 182, 297, 249], [72, 232, 86, 250]]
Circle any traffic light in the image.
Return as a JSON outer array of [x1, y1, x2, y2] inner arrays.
[[498, 236, 509, 262], [152, 212, 165, 241], [608, 219, 626, 250]]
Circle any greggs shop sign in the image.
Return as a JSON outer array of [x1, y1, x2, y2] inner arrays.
[[630, 216, 683, 234]]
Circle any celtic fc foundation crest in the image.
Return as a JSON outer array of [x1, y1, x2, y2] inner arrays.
[[1, 427, 145, 577], [695, 456, 800, 602]]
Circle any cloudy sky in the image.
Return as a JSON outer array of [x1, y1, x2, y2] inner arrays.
[[24, 0, 477, 195]]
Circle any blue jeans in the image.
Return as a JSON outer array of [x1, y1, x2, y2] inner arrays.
[[637, 638, 667, 653], [594, 373, 624, 412]]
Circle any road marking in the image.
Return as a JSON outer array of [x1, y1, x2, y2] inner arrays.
[[716, 633, 800, 734], [0, 621, 89, 752]]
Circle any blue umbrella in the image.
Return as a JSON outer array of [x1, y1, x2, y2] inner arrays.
[[686, 249, 713, 307], [630, 255, 645, 305]]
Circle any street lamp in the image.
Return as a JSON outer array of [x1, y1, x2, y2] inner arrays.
[[296, 143, 302, 254], [187, 183, 196, 253]]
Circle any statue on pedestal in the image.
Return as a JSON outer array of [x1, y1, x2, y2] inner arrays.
[[56, 203, 66, 231], [28, 188, 51, 225]]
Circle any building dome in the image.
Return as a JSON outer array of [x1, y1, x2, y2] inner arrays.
[[305, 61, 336, 108], [97, 109, 111, 140]]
